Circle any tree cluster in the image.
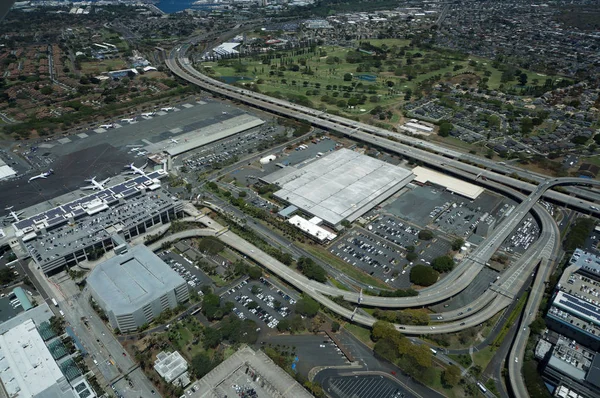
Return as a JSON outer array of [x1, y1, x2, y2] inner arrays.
[[296, 257, 328, 283], [431, 256, 455, 273], [410, 264, 439, 286], [371, 321, 436, 384]]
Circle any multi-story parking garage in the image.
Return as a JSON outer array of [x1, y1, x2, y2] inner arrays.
[[88, 244, 189, 332]]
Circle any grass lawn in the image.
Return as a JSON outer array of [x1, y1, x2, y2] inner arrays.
[[299, 243, 389, 289], [328, 276, 351, 291], [448, 353, 473, 368], [80, 58, 127, 74], [343, 323, 374, 348], [426, 366, 466, 398], [195, 39, 565, 139], [210, 274, 228, 287], [473, 346, 496, 370]]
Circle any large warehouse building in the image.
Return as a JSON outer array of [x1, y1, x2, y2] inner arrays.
[[88, 244, 189, 332], [165, 114, 264, 157], [412, 166, 484, 199], [261, 149, 414, 227]]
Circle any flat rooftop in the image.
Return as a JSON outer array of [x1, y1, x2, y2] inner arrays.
[[263, 149, 414, 226], [547, 336, 595, 382], [87, 245, 186, 315], [154, 351, 188, 383], [569, 249, 600, 278], [165, 114, 264, 156], [14, 170, 167, 235], [191, 346, 312, 398], [23, 183, 178, 267], [549, 290, 600, 338], [0, 319, 76, 398], [412, 166, 484, 200]]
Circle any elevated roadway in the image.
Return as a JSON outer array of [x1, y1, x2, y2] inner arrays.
[[166, 45, 600, 213]]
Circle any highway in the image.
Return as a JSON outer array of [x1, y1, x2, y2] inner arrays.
[[165, 45, 600, 214], [508, 257, 556, 398], [148, 185, 558, 336]]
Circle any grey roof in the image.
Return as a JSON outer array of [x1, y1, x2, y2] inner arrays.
[[191, 346, 313, 398], [587, 353, 600, 388], [264, 149, 414, 226], [87, 245, 185, 315], [165, 115, 264, 156]]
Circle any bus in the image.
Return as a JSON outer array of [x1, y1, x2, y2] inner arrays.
[[191, 308, 202, 316], [51, 298, 58, 307], [477, 382, 487, 393], [430, 348, 437, 355]]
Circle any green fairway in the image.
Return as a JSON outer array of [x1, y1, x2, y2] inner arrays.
[[197, 39, 562, 120]]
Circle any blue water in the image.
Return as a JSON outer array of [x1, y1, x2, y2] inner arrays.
[[156, 0, 218, 13]]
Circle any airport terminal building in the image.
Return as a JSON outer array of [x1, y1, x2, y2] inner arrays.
[[13, 171, 184, 275], [87, 244, 189, 332]]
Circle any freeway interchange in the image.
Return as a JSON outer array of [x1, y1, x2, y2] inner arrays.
[[164, 40, 600, 398]]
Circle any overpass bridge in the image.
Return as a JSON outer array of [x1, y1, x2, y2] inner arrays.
[[166, 45, 600, 213]]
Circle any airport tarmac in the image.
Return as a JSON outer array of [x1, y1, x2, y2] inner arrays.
[[0, 99, 260, 213]]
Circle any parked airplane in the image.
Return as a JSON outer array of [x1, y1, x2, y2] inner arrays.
[[161, 107, 175, 112], [99, 123, 115, 129], [121, 117, 136, 123], [28, 169, 54, 183], [129, 147, 146, 155], [141, 112, 155, 117], [170, 138, 179, 144], [4, 206, 23, 223], [125, 162, 147, 177], [81, 176, 109, 191]]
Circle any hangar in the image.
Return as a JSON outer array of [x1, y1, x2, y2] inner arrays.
[[165, 114, 264, 157], [262, 149, 414, 227]]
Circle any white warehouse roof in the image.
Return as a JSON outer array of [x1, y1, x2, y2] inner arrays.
[[0, 319, 77, 398], [412, 166, 484, 199], [265, 149, 414, 226]]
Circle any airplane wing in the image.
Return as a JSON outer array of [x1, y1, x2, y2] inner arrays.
[[80, 185, 96, 190], [99, 178, 110, 185]]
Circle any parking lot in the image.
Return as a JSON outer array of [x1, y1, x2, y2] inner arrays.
[[158, 250, 214, 293], [181, 125, 283, 173], [432, 200, 499, 238], [385, 186, 504, 233], [322, 375, 413, 398], [222, 278, 296, 330], [369, 214, 420, 250], [330, 228, 412, 288], [262, 334, 352, 377]]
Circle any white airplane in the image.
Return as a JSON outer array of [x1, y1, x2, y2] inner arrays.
[[170, 138, 179, 144], [129, 147, 146, 155], [4, 207, 23, 222], [141, 112, 155, 117], [81, 176, 109, 191], [161, 107, 175, 112], [28, 169, 54, 183], [125, 162, 147, 176], [99, 123, 115, 129], [121, 117, 136, 123]]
